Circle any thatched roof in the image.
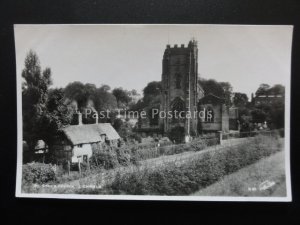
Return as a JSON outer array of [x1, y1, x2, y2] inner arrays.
[[62, 123, 120, 145]]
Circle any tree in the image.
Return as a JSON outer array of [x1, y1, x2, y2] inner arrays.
[[22, 50, 52, 151], [219, 82, 233, 106], [40, 88, 75, 144], [99, 84, 111, 92], [64, 82, 85, 108], [233, 92, 248, 107], [251, 109, 267, 124], [127, 89, 141, 107], [143, 81, 161, 105], [94, 85, 118, 112], [64, 82, 96, 109], [129, 89, 138, 96], [113, 118, 133, 141], [269, 101, 284, 129], [199, 79, 233, 105], [140, 81, 162, 123], [112, 87, 131, 108], [64, 83, 120, 123], [268, 84, 285, 95], [255, 83, 271, 96], [252, 84, 285, 129], [199, 79, 224, 98], [130, 99, 146, 112]]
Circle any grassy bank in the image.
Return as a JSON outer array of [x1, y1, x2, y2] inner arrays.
[[192, 151, 286, 197]]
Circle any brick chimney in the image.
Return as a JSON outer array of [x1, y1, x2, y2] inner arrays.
[[78, 112, 82, 125]]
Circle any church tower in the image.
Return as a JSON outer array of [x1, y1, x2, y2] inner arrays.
[[160, 39, 201, 142]]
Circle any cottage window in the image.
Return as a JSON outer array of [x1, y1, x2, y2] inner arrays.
[[101, 134, 106, 141], [78, 144, 83, 148], [83, 155, 88, 163]]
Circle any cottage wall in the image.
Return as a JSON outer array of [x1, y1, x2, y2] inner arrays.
[[71, 144, 93, 163], [51, 136, 73, 163]]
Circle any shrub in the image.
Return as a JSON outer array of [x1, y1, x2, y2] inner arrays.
[[278, 129, 284, 137], [167, 126, 185, 143], [91, 142, 105, 153], [22, 162, 56, 185], [128, 132, 142, 143], [90, 146, 119, 170], [189, 140, 207, 151], [115, 146, 132, 166], [205, 138, 219, 146], [90, 144, 135, 169]]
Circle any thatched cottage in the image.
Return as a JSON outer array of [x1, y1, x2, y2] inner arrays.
[[52, 113, 120, 164]]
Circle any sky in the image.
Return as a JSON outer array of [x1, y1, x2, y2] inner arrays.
[[14, 24, 293, 98]]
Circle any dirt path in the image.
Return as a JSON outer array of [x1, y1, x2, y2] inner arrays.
[[65, 137, 253, 189]]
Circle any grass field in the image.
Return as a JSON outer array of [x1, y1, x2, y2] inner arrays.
[[192, 151, 286, 197]]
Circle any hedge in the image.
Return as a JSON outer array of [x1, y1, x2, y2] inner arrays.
[[105, 135, 282, 195]]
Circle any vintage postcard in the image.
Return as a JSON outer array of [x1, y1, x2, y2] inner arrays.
[[15, 24, 292, 201]]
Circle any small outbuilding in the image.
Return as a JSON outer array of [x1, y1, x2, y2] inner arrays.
[[198, 93, 229, 133], [34, 140, 48, 154]]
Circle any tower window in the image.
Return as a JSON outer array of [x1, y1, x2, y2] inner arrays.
[[175, 73, 181, 89]]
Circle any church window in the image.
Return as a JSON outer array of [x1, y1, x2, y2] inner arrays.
[[205, 106, 214, 122], [171, 97, 185, 120], [149, 108, 159, 126]]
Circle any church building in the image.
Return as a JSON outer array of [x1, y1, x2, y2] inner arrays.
[[159, 39, 230, 142]]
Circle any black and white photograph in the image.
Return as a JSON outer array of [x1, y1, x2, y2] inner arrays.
[[14, 24, 292, 201]]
